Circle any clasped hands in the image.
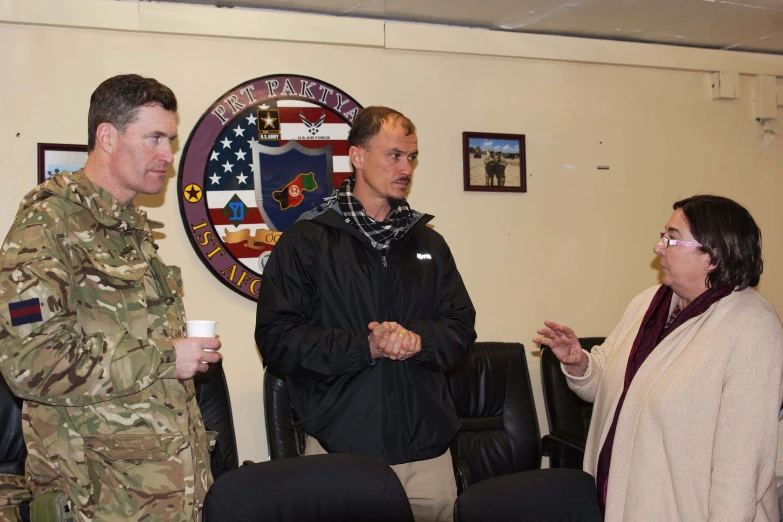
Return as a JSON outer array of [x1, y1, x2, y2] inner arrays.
[[368, 321, 421, 361]]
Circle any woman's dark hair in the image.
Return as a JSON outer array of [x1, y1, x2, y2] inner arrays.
[[87, 74, 177, 152], [673, 195, 762, 290]]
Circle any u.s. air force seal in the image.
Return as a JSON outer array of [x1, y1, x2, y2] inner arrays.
[[178, 75, 362, 301]]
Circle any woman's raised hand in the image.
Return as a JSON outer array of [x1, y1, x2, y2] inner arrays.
[[533, 321, 589, 376]]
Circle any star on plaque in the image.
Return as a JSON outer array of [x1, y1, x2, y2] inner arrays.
[[262, 112, 278, 129], [183, 183, 202, 203]]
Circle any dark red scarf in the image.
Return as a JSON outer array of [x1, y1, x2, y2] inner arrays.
[[595, 284, 735, 517]]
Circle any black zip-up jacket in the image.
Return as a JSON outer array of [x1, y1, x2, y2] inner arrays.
[[255, 203, 476, 465]]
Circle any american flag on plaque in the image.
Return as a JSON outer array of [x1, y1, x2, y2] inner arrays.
[[178, 75, 362, 301]]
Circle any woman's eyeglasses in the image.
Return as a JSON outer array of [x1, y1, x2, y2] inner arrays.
[[658, 233, 703, 249]]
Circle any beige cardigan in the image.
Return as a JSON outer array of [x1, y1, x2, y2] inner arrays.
[[566, 286, 783, 521]]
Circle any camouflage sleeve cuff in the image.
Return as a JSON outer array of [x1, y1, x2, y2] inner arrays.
[[0, 473, 32, 507], [153, 338, 178, 379]]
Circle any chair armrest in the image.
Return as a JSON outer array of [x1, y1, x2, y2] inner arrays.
[[451, 455, 472, 495], [542, 432, 586, 455]]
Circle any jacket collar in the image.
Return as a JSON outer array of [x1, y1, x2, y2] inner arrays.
[[299, 195, 430, 229], [309, 205, 434, 254], [21, 169, 151, 232]]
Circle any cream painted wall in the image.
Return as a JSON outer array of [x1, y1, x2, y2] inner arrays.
[[1, 0, 782, 465]]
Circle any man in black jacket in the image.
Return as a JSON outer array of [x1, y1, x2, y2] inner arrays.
[[255, 106, 476, 521]]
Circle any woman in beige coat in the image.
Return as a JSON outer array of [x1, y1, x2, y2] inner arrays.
[[535, 195, 783, 521]]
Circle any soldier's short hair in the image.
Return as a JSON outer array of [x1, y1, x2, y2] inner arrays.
[[87, 74, 177, 151], [348, 106, 416, 150]]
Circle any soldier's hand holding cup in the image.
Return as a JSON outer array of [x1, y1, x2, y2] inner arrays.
[[171, 321, 221, 379]]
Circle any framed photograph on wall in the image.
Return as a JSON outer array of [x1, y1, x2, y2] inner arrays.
[[37, 143, 88, 184], [462, 132, 526, 193]]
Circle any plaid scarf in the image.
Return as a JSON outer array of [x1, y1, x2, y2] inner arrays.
[[336, 176, 411, 252]]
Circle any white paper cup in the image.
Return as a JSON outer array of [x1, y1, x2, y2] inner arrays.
[[186, 320, 217, 338]]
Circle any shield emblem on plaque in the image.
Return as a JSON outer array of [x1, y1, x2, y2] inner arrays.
[[251, 141, 334, 232]]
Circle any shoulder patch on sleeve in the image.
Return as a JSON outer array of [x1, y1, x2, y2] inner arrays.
[[8, 298, 43, 326]]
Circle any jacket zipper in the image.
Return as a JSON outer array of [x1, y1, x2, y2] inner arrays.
[[380, 254, 389, 322]]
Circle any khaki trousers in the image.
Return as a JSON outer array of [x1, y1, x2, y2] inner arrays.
[[305, 437, 457, 522]]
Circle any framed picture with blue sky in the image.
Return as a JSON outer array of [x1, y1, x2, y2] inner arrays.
[[462, 132, 526, 193], [37, 143, 88, 185]]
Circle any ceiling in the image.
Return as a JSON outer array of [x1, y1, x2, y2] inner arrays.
[[160, 0, 783, 55]]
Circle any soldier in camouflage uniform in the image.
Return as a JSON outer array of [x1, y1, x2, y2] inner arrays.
[[483, 151, 507, 187], [483, 151, 494, 186], [0, 75, 221, 521], [494, 153, 507, 186]]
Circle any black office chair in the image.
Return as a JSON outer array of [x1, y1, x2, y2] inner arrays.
[[445, 342, 542, 491], [0, 370, 31, 522], [540, 337, 605, 469], [454, 468, 602, 522], [204, 453, 415, 522], [264, 364, 476, 496], [263, 367, 305, 460], [194, 359, 240, 480], [263, 342, 542, 495]]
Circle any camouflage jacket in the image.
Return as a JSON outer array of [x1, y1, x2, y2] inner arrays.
[[0, 171, 213, 522]]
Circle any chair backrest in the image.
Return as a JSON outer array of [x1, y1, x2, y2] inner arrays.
[[262, 342, 542, 485], [0, 371, 26, 476], [193, 359, 239, 480], [454, 468, 602, 522], [540, 336, 605, 469], [263, 368, 304, 460], [204, 453, 414, 522], [445, 342, 541, 485]]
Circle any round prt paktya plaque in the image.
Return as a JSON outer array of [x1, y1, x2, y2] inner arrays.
[[178, 75, 362, 301]]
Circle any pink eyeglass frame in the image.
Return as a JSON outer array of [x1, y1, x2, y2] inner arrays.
[[658, 232, 703, 249]]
